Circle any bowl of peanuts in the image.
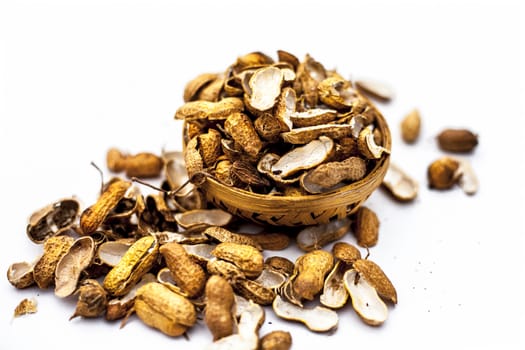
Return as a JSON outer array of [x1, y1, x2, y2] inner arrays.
[[177, 51, 391, 226]]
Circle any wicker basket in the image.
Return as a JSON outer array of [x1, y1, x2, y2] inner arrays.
[[185, 110, 391, 227]]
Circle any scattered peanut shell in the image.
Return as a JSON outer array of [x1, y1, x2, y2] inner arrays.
[[33, 235, 75, 289], [160, 241, 207, 298], [174, 209, 233, 229], [174, 97, 244, 121], [183, 72, 219, 102], [332, 242, 361, 264], [343, 269, 388, 326], [103, 235, 159, 296], [260, 330, 292, 350], [437, 128, 478, 153], [456, 158, 479, 195], [353, 206, 380, 248], [206, 300, 264, 350], [55, 236, 96, 298], [107, 148, 164, 178], [134, 282, 197, 337], [427, 156, 461, 190], [296, 217, 351, 251], [105, 273, 156, 321], [246, 232, 290, 251], [265, 256, 295, 277], [273, 87, 295, 131], [254, 113, 285, 143], [355, 79, 394, 102], [7, 260, 37, 289], [13, 298, 38, 318], [292, 250, 334, 301], [382, 162, 419, 201], [400, 109, 421, 143], [26, 197, 80, 244], [207, 258, 245, 282], [97, 240, 133, 267], [183, 135, 205, 184], [271, 136, 334, 178], [211, 242, 264, 278], [182, 243, 216, 265], [247, 66, 284, 111], [272, 295, 338, 332], [204, 275, 235, 341], [353, 259, 397, 304], [320, 261, 349, 309], [80, 178, 131, 235], [234, 278, 277, 306], [70, 279, 108, 320], [358, 125, 390, 159], [156, 267, 187, 296], [204, 226, 261, 250], [253, 266, 287, 290]]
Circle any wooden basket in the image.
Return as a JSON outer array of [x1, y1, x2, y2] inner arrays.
[[186, 111, 391, 227]]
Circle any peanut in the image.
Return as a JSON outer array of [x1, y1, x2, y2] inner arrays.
[[134, 282, 196, 337], [160, 241, 207, 298], [292, 250, 334, 301], [204, 275, 235, 341], [437, 128, 478, 153]]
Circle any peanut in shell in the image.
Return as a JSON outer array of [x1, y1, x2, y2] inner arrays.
[[211, 242, 264, 278], [103, 235, 159, 296], [204, 275, 235, 341], [292, 250, 334, 301], [160, 241, 207, 298], [80, 178, 131, 235], [437, 128, 478, 153], [134, 282, 197, 337], [353, 206, 379, 248]]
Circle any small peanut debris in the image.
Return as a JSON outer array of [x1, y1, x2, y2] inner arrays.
[[13, 298, 38, 318]]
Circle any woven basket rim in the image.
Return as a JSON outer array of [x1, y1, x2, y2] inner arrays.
[[203, 153, 390, 202]]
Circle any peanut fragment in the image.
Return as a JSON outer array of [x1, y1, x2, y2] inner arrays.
[[33, 235, 75, 289], [70, 279, 108, 320]]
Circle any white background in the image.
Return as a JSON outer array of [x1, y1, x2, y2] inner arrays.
[[1, 1, 524, 349]]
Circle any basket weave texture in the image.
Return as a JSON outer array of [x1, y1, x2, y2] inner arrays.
[[188, 109, 391, 227]]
